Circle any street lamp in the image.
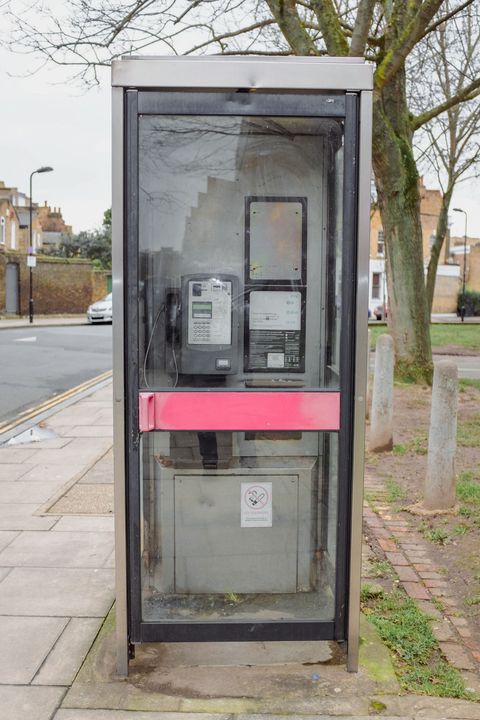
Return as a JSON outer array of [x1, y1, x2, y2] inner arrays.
[[29, 166, 53, 323], [453, 207, 468, 323]]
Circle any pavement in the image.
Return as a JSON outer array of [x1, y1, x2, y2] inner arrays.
[[1, 352, 480, 717]]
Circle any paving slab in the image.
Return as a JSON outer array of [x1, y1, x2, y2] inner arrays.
[[104, 549, 115, 568], [19, 462, 88, 484], [66, 426, 114, 438], [0, 530, 114, 568], [47, 407, 112, 429], [0, 566, 12, 582], [83, 386, 113, 402], [0, 463, 30, 481], [0, 529, 19, 552], [0, 685, 65, 720], [0, 615, 67, 683], [78, 451, 113, 485], [0, 481, 68, 504], [0, 567, 114, 616], [92, 408, 114, 426], [6, 437, 73, 450], [52, 516, 114, 533], [0, 447, 39, 463], [0, 503, 59, 530], [34, 617, 103, 686], [29, 438, 112, 466]]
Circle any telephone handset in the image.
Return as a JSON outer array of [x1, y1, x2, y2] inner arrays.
[[166, 274, 239, 375]]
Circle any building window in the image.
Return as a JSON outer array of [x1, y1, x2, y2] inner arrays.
[[372, 272, 381, 300], [0, 218, 5, 245], [10, 221, 16, 250], [377, 229, 384, 256]]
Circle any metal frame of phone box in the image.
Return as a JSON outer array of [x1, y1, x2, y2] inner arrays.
[[112, 56, 373, 675]]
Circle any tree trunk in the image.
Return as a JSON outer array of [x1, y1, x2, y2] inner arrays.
[[426, 186, 453, 314], [371, 76, 432, 384]]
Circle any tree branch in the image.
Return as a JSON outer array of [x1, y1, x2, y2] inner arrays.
[[376, 0, 444, 89], [184, 19, 277, 55], [349, 0, 377, 56], [421, 0, 476, 40], [309, 0, 349, 55], [264, 0, 319, 54], [412, 76, 480, 130]]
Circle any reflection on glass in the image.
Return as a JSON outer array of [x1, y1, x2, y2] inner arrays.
[[138, 115, 344, 391], [140, 430, 338, 623]]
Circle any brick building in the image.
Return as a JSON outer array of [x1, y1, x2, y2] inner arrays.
[[37, 201, 72, 250], [1, 178, 109, 316], [368, 178, 470, 316]]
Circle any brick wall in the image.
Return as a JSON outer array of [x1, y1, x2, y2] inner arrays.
[[0, 252, 109, 315], [91, 270, 110, 303]]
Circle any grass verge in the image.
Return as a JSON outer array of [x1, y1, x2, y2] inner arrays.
[[369, 323, 480, 351], [361, 587, 475, 699]]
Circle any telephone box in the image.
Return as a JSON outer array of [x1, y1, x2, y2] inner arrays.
[[112, 56, 373, 674]]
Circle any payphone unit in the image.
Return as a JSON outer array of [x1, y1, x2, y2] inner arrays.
[[167, 274, 240, 375]]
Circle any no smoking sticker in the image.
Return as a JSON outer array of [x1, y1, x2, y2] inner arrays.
[[241, 482, 272, 527]]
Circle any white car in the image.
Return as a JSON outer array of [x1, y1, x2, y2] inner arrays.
[[87, 293, 112, 323]]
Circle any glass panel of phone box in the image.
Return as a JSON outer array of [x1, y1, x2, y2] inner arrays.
[[138, 115, 344, 624]]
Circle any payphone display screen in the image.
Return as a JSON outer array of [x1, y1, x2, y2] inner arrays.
[[138, 114, 344, 391]]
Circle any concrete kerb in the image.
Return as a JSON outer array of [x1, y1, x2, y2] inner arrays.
[[0, 315, 88, 330]]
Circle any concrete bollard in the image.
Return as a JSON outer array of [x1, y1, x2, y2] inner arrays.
[[423, 360, 458, 511], [369, 334, 394, 452]]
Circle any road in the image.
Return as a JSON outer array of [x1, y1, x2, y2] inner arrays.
[[0, 324, 112, 425], [434, 354, 480, 380]]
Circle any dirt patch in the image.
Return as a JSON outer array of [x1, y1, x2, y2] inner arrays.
[[365, 382, 480, 649]]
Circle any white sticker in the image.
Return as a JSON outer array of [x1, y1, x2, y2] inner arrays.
[[249, 291, 301, 331], [267, 352, 285, 368], [27, 255, 37, 267], [241, 482, 272, 528]]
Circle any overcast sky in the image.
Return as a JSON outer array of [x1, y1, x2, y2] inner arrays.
[[0, 45, 111, 233], [0, 21, 479, 238]]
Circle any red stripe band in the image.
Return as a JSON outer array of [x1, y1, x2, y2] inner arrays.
[[139, 391, 340, 432]]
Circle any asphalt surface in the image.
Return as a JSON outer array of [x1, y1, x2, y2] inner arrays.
[[0, 324, 112, 423], [434, 353, 480, 379]]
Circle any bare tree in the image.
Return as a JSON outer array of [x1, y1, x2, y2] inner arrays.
[[410, 5, 480, 313], [6, 0, 480, 381]]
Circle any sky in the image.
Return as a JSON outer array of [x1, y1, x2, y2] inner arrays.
[[0, 46, 111, 233], [0, 10, 479, 237]]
